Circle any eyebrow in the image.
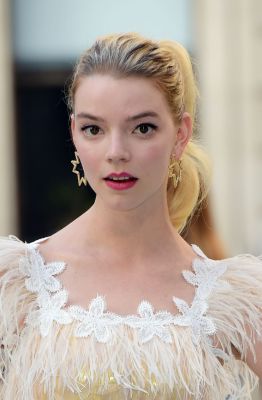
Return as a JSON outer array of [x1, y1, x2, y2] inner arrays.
[[76, 111, 160, 122]]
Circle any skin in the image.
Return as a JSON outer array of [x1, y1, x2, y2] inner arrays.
[[40, 73, 197, 311], [39, 73, 262, 379], [63, 73, 195, 269]]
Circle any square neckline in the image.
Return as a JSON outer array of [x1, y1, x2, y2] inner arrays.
[[8, 234, 228, 344], [18, 235, 227, 345], [27, 236, 208, 317]]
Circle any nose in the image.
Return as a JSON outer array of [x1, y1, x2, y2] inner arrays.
[[105, 133, 131, 163]]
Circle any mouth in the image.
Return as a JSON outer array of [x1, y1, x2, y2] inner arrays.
[[103, 175, 138, 191], [103, 172, 138, 183], [103, 177, 138, 183]]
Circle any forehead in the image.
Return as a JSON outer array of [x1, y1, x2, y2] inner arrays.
[[74, 74, 170, 116]]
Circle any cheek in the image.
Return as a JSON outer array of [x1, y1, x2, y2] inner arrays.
[[142, 144, 170, 174], [75, 145, 98, 171]]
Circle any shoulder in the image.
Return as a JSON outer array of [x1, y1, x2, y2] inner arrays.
[[0, 235, 30, 288], [224, 250, 262, 273], [205, 249, 262, 323], [0, 235, 27, 268], [0, 234, 52, 276], [0, 235, 49, 327], [194, 246, 262, 295], [225, 252, 262, 378], [216, 251, 262, 303], [0, 236, 32, 347], [202, 250, 262, 377]]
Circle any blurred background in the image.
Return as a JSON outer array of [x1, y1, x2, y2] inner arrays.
[[1, 0, 262, 255], [0, 0, 261, 397]]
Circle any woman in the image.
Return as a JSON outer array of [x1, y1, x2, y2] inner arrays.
[[0, 32, 261, 399]]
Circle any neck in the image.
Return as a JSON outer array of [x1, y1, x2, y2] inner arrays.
[[73, 193, 189, 264]]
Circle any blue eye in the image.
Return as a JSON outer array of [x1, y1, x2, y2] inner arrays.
[[134, 123, 157, 136], [81, 125, 101, 136]]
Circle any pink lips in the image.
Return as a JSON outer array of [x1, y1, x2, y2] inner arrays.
[[104, 172, 137, 179], [104, 172, 138, 191]]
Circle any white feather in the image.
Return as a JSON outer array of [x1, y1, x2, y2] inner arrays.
[[0, 236, 261, 399]]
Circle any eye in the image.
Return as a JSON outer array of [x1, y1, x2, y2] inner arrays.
[[80, 125, 102, 136], [133, 123, 157, 136]]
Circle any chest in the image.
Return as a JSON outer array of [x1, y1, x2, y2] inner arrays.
[[57, 258, 196, 316], [9, 242, 237, 400]]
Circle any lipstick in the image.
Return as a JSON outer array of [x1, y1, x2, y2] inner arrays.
[[104, 172, 138, 191]]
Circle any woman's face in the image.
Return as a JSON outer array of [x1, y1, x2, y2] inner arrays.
[[71, 74, 191, 212]]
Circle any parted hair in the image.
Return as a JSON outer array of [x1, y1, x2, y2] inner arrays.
[[67, 32, 211, 233]]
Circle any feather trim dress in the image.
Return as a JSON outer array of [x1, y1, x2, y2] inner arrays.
[[0, 235, 261, 399]]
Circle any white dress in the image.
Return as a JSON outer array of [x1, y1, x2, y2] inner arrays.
[[0, 235, 261, 399]]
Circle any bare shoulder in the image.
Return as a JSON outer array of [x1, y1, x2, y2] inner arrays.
[[37, 231, 70, 260], [38, 215, 89, 262]]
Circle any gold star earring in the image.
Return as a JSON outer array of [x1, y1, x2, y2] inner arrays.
[[168, 155, 182, 189], [71, 151, 87, 186]]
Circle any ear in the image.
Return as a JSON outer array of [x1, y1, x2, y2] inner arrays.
[[172, 112, 192, 158], [70, 113, 76, 140]]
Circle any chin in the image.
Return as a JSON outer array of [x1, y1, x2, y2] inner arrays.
[[106, 201, 139, 212], [98, 196, 146, 212]]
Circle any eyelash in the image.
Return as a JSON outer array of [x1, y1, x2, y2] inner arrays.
[[80, 123, 157, 137]]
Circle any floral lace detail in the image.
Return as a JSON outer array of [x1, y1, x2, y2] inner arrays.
[[19, 249, 65, 293], [182, 255, 228, 300], [172, 297, 216, 345], [125, 301, 175, 343], [20, 239, 228, 344], [25, 289, 72, 336], [69, 296, 122, 342]]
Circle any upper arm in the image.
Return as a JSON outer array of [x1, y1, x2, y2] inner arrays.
[[220, 254, 262, 379], [245, 336, 262, 379]]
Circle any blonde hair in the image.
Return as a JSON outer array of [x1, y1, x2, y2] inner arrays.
[[67, 32, 211, 232]]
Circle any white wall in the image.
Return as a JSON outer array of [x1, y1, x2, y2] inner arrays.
[[0, 0, 17, 235], [13, 0, 192, 63], [194, 0, 262, 256]]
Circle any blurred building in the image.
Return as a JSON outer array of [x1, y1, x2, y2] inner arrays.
[[1, 0, 261, 255], [0, 0, 17, 235], [194, 0, 262, 256]]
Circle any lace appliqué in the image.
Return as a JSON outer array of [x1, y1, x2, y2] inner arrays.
[[125, 301, 174, 344], [172, 297, 216, 345], [21, 241, 228, 344], [69, 296, 122, 342], [182, 249, 228, 299], [26, 289, 72, 336], [19, 249, 65, 293]]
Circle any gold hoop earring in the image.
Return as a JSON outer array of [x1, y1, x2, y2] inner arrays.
[[168, 156, 182, 189], [71, 151, 87, 186]]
